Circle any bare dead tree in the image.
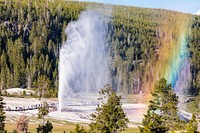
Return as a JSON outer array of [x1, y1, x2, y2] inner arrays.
[[16, 114, 29, 133]]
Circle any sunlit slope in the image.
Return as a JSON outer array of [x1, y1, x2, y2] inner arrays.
[[110, 5, 192, 94]]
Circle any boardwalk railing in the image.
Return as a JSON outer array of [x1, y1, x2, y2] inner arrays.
[[5, 103, 57, 111]]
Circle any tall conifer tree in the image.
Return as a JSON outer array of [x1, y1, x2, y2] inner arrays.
[[140, 78, 185, 133], [89, 85, 129, 133]]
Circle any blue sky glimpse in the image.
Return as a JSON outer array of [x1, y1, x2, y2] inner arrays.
[[79, 0, 200, 14]]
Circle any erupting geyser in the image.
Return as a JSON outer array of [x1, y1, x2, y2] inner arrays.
[[58, 11, 110, 111]]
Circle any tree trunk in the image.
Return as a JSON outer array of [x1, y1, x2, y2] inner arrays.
[[43, 116, 44, 126], [43, 116, 45, 133]]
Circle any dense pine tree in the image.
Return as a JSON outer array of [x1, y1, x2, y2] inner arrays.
[[188, 15, 200, 96], [38, 102, 49, 126], [89, 85, 129, 133], [37, 102, 52, 133], [70, 124, 87, 133], [140, 78, 185, 132], [37, 120, 53, 133], [186, 114, 199, 133]]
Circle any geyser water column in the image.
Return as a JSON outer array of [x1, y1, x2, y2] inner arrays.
[[58, 11, 110, 111]]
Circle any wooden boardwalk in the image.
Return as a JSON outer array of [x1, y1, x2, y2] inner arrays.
[[5, 103, 57, 112]]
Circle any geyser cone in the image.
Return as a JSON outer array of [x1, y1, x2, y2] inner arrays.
[[58, 11, 110, 111]]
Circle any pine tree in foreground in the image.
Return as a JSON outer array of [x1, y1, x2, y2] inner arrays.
[[89, 84, 129, 133], [140, 78, 185, 133], [70, 124, 87, 133], [37, 102, 53, 133], [186, 114, 199, 133], [38, 102, 49, 126], [37, 120, 53, 133]]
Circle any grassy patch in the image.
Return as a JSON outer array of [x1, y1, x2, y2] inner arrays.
[[122, 127, 140, 133], [5, 122, 139, 133], [185, 98, 199, 114], [6, 122, 83, 133]]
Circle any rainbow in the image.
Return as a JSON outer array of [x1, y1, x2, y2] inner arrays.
[[165, 31, 190, 93], [165, 32, 187, 88], [142, 16, 191, 94]]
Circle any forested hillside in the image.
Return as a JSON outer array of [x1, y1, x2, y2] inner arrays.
[[110, 6, 190, 94], [188, 15, 200, 95], [0, 0, 86, 97], [0, 0, 199, 98]]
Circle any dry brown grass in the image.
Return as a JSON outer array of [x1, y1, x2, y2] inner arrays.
[[5, 122, 139, 133], [6, 122, 82, 133]]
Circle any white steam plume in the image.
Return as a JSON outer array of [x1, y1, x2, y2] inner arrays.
[[58, 11, 110, 111]]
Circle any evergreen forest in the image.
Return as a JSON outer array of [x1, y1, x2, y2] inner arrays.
[[0, 0, 200, 99]]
